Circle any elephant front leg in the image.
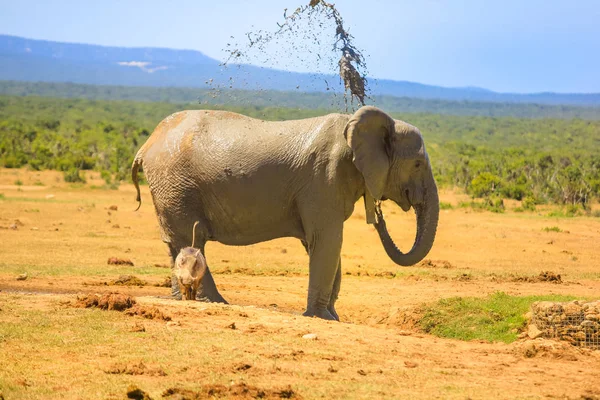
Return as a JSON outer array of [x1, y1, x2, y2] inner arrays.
[[303, 225, 343, 321], [327, 261, 342, 321]]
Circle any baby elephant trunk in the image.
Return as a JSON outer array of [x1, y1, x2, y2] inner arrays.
[[175, 247, 208, 301]]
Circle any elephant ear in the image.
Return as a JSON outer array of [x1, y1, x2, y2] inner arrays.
[[344, 106, 394, 200]]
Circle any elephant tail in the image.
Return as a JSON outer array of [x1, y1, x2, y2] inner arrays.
[[131, 153, 143, 211]]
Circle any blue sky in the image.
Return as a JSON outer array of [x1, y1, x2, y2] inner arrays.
[[1, 0, 599, 93]]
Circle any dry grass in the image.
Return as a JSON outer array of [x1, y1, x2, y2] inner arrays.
[[1, 168, 600, 399]]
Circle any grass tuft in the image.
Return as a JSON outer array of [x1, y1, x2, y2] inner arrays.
[[542, 226, 562, 232], [419, 292, 577, 343]]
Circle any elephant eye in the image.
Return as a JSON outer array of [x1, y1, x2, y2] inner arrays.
[[414, 160, 422, 168]]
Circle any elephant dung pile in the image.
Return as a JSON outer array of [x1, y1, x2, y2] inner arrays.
[[528, 300, 600, 349]]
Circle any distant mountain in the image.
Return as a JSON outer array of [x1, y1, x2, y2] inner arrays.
[[1, 34, 599, 106]]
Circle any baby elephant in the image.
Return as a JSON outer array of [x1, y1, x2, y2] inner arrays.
[[174, 222, 207, 300]]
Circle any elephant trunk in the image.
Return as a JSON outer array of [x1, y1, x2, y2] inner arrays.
[[374, 181, 439, 266]]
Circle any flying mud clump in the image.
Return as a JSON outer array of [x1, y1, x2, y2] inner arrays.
[[217, 0, 369, 109]]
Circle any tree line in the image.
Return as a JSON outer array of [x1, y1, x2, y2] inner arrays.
[[2, 80, 600, 120], [1, 95, 599, 211]]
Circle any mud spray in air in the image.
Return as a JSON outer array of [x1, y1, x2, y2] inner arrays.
[[208, 0, 369, 111]]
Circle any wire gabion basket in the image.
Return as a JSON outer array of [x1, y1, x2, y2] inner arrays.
[[530, 300, 600, 349]]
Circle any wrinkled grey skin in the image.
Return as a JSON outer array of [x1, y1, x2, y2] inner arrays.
[[132, 106, 439, 320], [174, 246, 207, 300]]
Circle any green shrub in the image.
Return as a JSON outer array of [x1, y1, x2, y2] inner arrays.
[[500, 182, 527, 201], [484, 197, 505, 213], [56, 159, 75, 172], [100, 170, 112, 184], [439, 202, 453, 210], [14, 179, 23, 186], [28, 159, 43, 170], [63, 168, 86, 183], [565, 204, 583, 217], [457, 198, 504, 213], [3, 155, 25, 168], [469, 172, 501, 197], [521, 196, 537, 211]]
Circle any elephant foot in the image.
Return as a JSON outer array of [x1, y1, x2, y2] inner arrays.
[[195, 292, 228, 304], [327, 305, 340, 321], [171, 269, 228, 303], [303, 308, 337, 321], [171, 275, 183, 300]]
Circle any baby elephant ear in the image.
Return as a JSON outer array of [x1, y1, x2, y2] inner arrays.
[[344, 106, 394, 200]]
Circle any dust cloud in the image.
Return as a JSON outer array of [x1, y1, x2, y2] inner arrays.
[[209, 0, 369, 111]]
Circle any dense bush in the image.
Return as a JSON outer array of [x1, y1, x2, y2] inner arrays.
[[0, 94, 599, 207]]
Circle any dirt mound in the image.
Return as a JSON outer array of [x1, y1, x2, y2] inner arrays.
[[108, 257, 134, 266], [513, 339, 584, 361], [162, 383, 301, 399], [368, 306, 423, 331], [106, 361, 166, 376], [125, 305, 171, 321], [512, 271, 562, 284], [154, 276, 172, 287], [417, 259, 455, 269], [74, 293, 136, 311], [126, 385, 153, 400], [111, 274, 146, 286]]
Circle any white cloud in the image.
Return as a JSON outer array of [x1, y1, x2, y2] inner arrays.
[[117, 61, 168, 73]]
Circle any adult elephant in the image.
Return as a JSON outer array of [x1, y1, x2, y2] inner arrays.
[[132, 106, 439, 320]]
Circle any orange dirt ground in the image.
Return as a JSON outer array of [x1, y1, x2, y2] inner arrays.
[[0, 168, 599, 399]]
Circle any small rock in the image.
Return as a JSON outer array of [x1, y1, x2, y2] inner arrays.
[[30, 227, 39, 231], [404, 361, 418, 368], [9, 224, 18, 230], [16, 273, 28, 281], [518, 332, 528, 339], [357, 369, 367, 376], [112, 224, 120, 229], [226, 322, 236, 330], [108, 205, 118, 211], [302, 333, 318, 340], [234, 363, 252, 371], [328, 366, 338, 373], [166, 321, 181, 329], [527, 324, 544, 339], [45, 194, 55, 199]]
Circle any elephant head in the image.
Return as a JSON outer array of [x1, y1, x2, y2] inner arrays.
[[344, 106, 439, 266]]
